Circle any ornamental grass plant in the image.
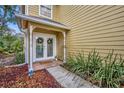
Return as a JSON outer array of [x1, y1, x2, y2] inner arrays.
[[64, 49, 124, 88]]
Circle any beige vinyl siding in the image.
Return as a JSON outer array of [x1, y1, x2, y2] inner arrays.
[[28, 5, 39, 16], [58, 5, 124, 57], [52, 6, 61, 21], [27, 5, 59, 21]]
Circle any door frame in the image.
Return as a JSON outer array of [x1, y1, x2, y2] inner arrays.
[[33, 32, 56, 62]]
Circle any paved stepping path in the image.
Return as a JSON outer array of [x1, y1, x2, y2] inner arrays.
[[47, 66, 98, 88]]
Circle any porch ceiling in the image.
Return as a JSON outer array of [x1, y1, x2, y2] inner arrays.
[[15, 13, 70, 31]]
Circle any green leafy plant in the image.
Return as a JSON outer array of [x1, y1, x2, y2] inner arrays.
[[14, 52, 25, 64], [93, 50, 124, 88], [0, 33, 24, 54], [85, 50, 103, 76], [64, 50, 103, 78], [64, 49, 124, 88]]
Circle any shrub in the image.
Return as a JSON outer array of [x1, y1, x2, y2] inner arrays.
[[0, 46, 4, 53], [15, 52, 25, 64], [85, 50, 103, 76], [0, 34, 24, 54], [65, 50, 103, 78], [65, 52, 85, 76], [64, 49, 124, 88], [11, 38, 24, 53], [93, 51, 124, 88]]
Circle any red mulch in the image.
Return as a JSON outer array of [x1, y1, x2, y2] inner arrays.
[[0, 65, 62, 88]]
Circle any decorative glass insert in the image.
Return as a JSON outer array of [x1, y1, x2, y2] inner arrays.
[[36, 37, 44, 58], [47, 38, 53, 57], [40, 5, 52, 18]]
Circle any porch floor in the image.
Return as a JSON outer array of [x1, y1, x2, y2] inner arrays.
[[33, 60, 63, 71]]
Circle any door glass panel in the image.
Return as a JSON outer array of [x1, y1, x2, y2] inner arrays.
[[36, 37, 44, 58], [47, 38, 53, 57]]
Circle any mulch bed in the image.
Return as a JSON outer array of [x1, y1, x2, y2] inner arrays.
[[0, 64, 62, 88]]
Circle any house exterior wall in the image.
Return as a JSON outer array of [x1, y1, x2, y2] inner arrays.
[[26, 5, 124, 57], [28, 6, 39, 16], [57, 5, 124, 57], [27, 5, 60, 21]]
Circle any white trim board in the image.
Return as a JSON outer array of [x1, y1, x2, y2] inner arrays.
[[25, 5, 28, 15], [39, 5, 53, 19]]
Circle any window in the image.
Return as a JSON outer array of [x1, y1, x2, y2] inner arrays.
[[36, 37, 44, 58], [47, 38, 53, 57], [40, 5, 52, 18]]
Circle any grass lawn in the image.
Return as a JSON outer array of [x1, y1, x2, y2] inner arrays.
[[0, 64, 62, 88]]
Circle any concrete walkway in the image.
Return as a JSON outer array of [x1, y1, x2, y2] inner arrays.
[[47, 66, 98, 88]]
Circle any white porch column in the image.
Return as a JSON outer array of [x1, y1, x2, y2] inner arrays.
[[29, 25, 33, 72], [62, 31, 66, 63]]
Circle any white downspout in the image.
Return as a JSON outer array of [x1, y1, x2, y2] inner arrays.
[[25, 5, 29, 15]]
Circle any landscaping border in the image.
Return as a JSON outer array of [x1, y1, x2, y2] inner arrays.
[[4, 63, 27, 68]]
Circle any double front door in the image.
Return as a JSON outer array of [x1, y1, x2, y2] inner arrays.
[[33, 33, 56, 62]]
